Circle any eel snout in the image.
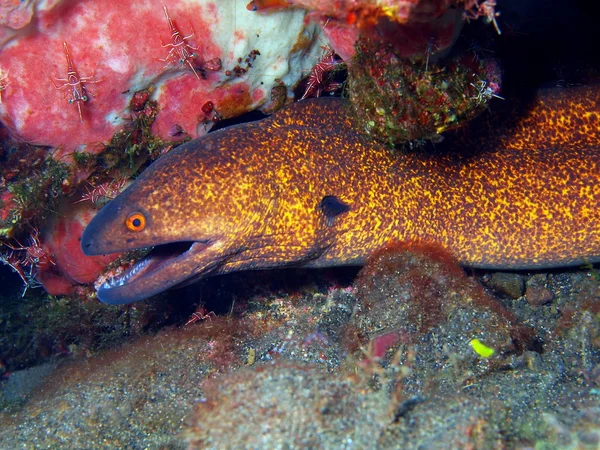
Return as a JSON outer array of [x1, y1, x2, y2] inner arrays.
[[93, 240, 215, 304]]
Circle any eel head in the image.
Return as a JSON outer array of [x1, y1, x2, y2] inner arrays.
[[81, 113, 344, 304]]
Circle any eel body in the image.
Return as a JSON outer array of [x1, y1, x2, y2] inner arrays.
[[82, 86, 600, 304]]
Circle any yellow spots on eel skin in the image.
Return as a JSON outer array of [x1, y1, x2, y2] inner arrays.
[[81, 85, 600, 304], [498, 86, 600, 151]]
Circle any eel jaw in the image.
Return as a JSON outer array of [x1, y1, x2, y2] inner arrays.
[[96, 240, 223, 305]]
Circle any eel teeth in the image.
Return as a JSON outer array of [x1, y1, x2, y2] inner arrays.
[[102, 257, 150, 289]]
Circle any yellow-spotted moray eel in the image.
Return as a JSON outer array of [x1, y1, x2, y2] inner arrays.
[[81, 85, 600, 304]]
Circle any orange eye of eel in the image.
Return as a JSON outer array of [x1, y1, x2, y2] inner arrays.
[[125, 212, 146, 232]]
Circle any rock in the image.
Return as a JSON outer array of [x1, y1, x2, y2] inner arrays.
[[350, 240, 534, 361], [482, 272, 525, 299], [347, 36, 502, 145], [0, 260, 599, 448], [253, 0, 480, 60], [526, 274, 554, 306], [0, 0, 36, 30], [0, 362, 57, 405], [187, 363, 389, 449]]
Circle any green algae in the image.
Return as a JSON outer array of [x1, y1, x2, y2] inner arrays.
[[8, 158, 70, 211], [101, 98, 165, 174], [0, 153, 71, 238], [0, 276, 176, 383], [347, 36, 502, 147], [97, 90, 189, 180], [71, 150, 97, 169], [0, 85, 182, 242]]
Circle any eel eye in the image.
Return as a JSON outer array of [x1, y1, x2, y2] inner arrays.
[[125, 212, 146, 232]]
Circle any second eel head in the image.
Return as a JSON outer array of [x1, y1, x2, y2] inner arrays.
[[81, 122, 347, 304]]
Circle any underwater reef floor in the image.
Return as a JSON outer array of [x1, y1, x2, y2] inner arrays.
[[0, 242, 599, 449]]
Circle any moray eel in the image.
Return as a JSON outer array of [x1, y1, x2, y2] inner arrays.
[[81, 85, 600, 304]]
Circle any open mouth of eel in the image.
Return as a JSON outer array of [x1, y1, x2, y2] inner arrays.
[[96, 240, 213, 304]]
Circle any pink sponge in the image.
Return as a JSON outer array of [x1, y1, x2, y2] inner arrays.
[[39, 202, 119, 295], [0, 0, 324, 154]]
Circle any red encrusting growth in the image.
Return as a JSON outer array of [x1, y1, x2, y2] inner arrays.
[[37, 205, 120, 295], [0, 0, 228, 152], [0, 70, 10, 103], [248, 0, 481, 59]]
